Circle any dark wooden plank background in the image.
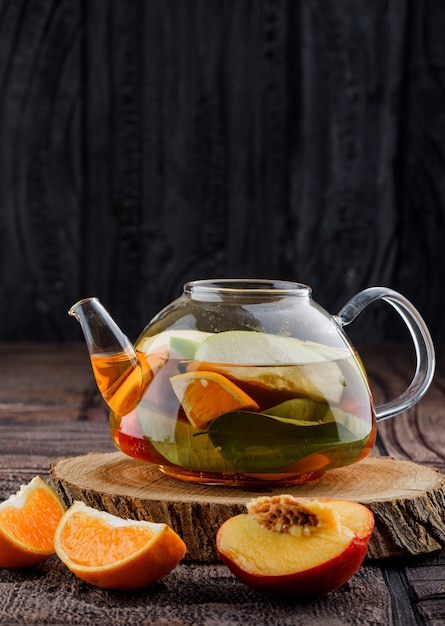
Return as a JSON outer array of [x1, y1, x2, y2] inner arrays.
[[1, 0, 445, 345]]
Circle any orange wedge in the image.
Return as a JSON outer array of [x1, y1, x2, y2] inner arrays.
[[170, 370, 259, 428], [0, 476, 65, 568], [54, 501, 186, 590]]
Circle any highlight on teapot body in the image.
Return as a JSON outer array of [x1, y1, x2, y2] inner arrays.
[[104, 329, 376, 484]]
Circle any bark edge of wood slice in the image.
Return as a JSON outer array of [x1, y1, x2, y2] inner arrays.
[[49, 452, 445, 562]]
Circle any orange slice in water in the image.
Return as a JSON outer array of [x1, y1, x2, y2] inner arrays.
[[170, 370, 259, 428], [54, 501, 186, 590], [0, 476, 65, 568]]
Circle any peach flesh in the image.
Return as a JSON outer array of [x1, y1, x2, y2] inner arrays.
[[216, 496, 374, 598]]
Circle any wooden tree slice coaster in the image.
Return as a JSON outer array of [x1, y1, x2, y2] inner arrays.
[[49, 452, 445, 562]]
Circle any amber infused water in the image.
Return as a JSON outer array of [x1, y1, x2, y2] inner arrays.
[[95, 333, 376, 486]]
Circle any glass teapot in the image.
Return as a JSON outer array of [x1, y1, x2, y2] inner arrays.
[[69, 279, 435, 486]]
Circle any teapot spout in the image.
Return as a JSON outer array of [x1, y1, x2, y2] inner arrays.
[[68, 298, 144, 415]]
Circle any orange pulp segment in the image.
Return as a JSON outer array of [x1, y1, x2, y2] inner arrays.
[[0, 476, 65, 568], [54, 501, 186, 590], [170, 370, 259, 428]]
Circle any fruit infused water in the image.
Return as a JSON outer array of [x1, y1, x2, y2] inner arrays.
[[105, 329, 376, 485]]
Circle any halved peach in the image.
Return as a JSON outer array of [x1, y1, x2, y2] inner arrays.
[[216, 495, 374, 598]]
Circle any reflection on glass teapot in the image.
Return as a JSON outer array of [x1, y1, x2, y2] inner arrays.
[[69, 279, 435, 486]]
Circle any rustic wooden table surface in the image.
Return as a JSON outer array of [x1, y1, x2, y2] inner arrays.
[[1, 342, 444, 626]]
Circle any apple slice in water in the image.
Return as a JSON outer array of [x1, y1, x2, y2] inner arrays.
[[195, 330, 331, 365], [138, 330, 211, 357], [193, 330, 346, 404]]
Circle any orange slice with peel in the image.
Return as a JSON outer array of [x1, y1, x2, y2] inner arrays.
[[0, 476, 65, 568], [170, 370, 259, 428], [54, 501, 186, 590]]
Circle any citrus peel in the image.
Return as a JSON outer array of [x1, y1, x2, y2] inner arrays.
[[170, 370, 259, 428], [0, 476, 65, 568], [54, 501, 186, 589]]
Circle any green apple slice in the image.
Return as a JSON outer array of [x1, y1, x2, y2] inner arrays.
[[137, 401, 232, 472], [169, 334, 206, 359], [138, 329, 211, 357], [193, 331, 346, 404], [195, 330, 331, 365]]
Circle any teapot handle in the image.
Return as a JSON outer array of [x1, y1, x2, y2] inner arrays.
[[337, 287, 435, 422]]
